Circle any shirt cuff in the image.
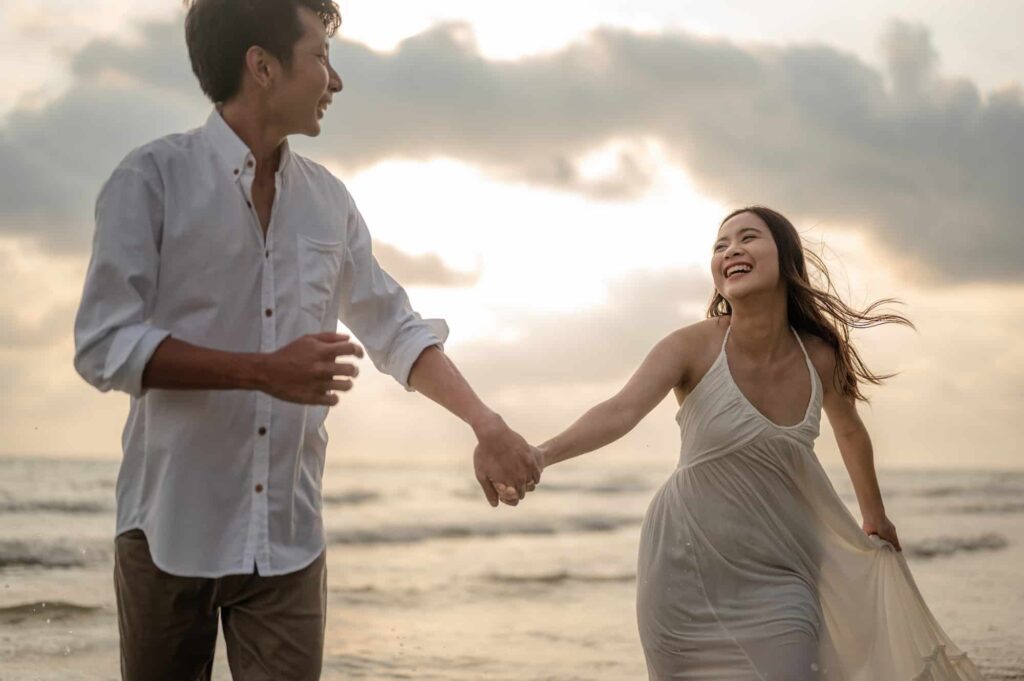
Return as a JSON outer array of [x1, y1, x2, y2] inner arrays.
[[390, 318, 450, 392], [103, 324, 172, 398]]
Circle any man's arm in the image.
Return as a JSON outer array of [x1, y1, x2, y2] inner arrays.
[[73, 157, 363, 405], [335, 189, 539, 506], [141, 333, 363, 406], [407, 345, 541, 507], [74, 162, 170, 397]]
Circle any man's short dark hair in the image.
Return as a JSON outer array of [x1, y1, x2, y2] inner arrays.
[[184, 0, 341, 103]]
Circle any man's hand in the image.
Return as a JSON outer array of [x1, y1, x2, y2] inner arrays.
[[472, 415, 542, 508], [258, 332, 363, 405], [494, 446, 544, 505]]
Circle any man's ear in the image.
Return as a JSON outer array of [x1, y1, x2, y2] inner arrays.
[[244, 45, 276, 90]]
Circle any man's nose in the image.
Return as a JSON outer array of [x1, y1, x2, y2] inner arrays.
[[329, 67, 343, 93]]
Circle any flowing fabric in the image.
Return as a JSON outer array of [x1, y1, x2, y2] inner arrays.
[[636, 324, 983, 681]]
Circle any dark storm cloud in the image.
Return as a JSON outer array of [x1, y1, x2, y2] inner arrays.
[[316, 19, 1022, 282], [0, 21, 470, 287], [1, 18, 1021, 281]]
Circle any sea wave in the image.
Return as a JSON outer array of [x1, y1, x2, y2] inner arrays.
[[0, 601, 102, 626], [453, 477, 654, 500], [485, 570, 635, 585], [329, 585, 427, 607], [0, 499, 111, 514], [0, 541, 108, 569], [956, 501, 1024, 514], [912, 480, 1024, 499], [539, 477, 654, 495], [327, 515, 640, 546], [322, 490, 380, 507], [903, 533, 1008, 559]]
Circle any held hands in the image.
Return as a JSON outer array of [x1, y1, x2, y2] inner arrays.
[[493, 446, 545, 505], [472, 415, 543, 508], [862, 512, 902, 552], [259, 332, 363, 405]]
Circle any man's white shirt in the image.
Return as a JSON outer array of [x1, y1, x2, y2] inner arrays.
[[74, 109, 448, 577]]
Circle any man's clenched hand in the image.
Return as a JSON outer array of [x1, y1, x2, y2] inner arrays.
[[472, 414, 541, 507]]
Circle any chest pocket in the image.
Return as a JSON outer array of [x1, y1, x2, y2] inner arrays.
[[297, 233, 344, 329]]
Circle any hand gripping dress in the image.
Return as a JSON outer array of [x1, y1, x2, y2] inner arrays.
[[636, 324, 982, 681]]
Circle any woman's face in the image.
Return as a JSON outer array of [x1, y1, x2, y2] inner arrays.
[[711, 211, 782, 304]]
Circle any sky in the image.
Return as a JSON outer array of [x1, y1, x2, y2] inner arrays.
[[1, 1, 1022, 472]]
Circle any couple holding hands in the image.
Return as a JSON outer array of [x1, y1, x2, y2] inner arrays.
[[73, 0, 981, 679]]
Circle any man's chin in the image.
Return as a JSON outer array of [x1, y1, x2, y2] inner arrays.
[[292, 120, 321, 137]]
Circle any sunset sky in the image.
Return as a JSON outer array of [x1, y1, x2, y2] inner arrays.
[[1, 0, 1021, 472]]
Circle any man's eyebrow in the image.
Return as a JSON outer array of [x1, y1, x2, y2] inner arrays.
[[715, 226, 760, 245]]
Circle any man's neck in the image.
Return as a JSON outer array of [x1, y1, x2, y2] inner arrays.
[[217, 100, 284, 176]]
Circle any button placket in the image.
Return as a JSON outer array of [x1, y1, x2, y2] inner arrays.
[[254, 212, 278, 573]]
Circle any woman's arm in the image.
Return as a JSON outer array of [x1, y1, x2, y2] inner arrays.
[[818, 341, 902, 550], [538, 327, 694, 468]]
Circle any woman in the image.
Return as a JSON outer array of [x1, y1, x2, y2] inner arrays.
[[506, 207, 982, 680]]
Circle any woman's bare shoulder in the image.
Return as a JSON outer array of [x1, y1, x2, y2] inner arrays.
[[661, 317, 726, 352], [665, 317, 728, 395]]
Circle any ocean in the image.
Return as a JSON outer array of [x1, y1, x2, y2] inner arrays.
[[0, 455, 1021, 680]]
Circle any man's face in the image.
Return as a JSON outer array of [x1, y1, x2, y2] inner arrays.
[[267, 6, 342, 136]]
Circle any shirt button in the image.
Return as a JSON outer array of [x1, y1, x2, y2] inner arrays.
[[265, 250, 270, 259], [246, 201, 252, 208], [233, 169, 239, 175], [265, 308, 272, 317], [258, 426, 267, 436], [255, 484, 264, 493], [247, 160, 254, 168]]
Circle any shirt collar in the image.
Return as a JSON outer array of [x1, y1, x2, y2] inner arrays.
[[202, 108, 293, 178]]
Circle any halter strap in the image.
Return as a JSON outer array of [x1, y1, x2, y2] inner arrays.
[[720, 323, 731, 352]]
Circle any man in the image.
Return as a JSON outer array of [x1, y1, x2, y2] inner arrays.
[[72, 1, 540, 678]]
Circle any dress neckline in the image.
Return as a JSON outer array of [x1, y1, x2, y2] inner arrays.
[[721, 323, 817, 430]]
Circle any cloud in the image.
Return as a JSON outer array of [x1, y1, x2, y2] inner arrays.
[[0, 21, 470, 288], [314, 19, 1022, 284], [455, 268, 713, 392], [1, 17, 1021, 284], [373, 242, 479, 286]]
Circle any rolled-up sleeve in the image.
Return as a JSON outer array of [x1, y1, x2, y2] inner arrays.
[[337, 190, 449, 391], [73, 161, 171, 398]]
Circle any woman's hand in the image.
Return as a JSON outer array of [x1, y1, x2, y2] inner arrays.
[[495, 446, 545, 505], [862, 512, 902, 552]]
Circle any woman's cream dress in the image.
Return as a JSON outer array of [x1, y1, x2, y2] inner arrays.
[[636, 323, 982, 680]]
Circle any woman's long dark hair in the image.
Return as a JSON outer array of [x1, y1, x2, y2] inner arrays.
[[707, 206, 914, 403]]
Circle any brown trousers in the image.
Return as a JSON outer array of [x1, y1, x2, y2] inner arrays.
[[113, 529, 327, 681]]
